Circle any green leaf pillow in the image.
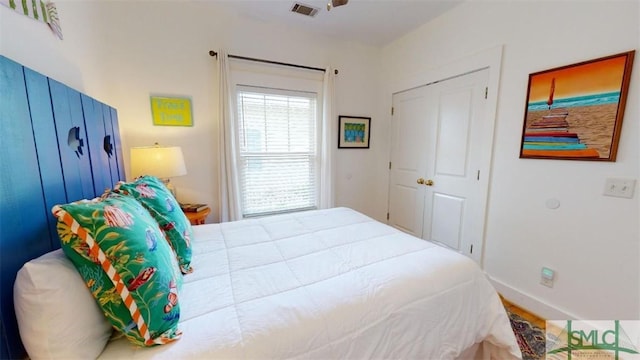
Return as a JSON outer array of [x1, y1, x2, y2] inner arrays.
[[52, 192, 183, 346], [115, 176, 193, 274]]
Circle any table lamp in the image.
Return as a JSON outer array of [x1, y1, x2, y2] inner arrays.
[[130, 143, 187, 197]]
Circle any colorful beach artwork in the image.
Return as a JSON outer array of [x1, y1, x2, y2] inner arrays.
[[338, 116, 371, 148], [520, 51, 635, 161]]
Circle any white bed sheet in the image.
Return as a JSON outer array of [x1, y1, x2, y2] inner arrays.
[[99, 207, 521, 359]]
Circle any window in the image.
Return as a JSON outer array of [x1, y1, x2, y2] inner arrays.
[[236, 86, 319, 217]]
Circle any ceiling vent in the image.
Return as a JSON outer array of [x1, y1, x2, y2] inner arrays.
[[290, 3, 319, 17]]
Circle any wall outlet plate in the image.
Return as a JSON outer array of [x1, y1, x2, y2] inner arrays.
[[541, 267, 554, 288], [603, 178, 636, 199]]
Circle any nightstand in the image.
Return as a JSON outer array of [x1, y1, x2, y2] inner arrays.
[[184, 207, 211, 225]]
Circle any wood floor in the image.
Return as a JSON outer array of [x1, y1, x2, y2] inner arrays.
[[500, 295, 546, 330]]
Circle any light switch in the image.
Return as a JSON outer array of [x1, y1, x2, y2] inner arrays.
[[603, 178, 636, 199]]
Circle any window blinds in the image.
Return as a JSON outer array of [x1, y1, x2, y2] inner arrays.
[[236, 86, 318, 217]]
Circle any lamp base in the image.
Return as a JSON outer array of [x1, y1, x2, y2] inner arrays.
[[162, 178, 178, 199]]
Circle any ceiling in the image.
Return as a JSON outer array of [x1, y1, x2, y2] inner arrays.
[[214, 0, 463, 47]]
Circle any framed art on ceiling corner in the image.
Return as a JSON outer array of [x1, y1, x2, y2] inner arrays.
[[338, 116, 371, 149]]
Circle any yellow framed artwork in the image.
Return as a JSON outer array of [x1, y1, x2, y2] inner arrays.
[[150, 96, 193, 126]]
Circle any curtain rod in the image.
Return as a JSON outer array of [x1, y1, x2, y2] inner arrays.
[[209, 50, 338, 74]]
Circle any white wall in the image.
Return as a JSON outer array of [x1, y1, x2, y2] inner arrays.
[[382, 1, 640, 320], [0, 1, 388, 223]]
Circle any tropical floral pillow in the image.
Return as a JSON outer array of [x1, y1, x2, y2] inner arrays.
[[52, 192, 183, 347], [115, 176, 193, 274]]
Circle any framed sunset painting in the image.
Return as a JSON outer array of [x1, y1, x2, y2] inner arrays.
[[520, 50, 635, 161]]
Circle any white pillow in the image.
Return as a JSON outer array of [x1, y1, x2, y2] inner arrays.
[[14, 249, 112, 360]]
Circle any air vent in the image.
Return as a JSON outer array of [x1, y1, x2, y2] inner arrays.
[[291, 2, 319, 17]]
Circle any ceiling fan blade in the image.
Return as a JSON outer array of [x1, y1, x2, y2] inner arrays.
[[332, 0, 348, 7]]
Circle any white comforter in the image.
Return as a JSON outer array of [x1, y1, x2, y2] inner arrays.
[[99, 207, 521, 359]]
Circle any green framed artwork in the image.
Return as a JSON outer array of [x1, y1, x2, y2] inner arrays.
[[338, 116, 371, 149], [150, 96, 193, 126]]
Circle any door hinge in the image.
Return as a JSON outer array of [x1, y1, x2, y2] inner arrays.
[[391, 107, 394, 115], [484, 87, 488, 99], [387, 212, 390, 220], [389, 161, 392, 170], [477, 170, 480, 180], [470, 244, 473, 254]]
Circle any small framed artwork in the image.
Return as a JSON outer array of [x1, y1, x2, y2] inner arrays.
[[338, 116, 371, 149], [150, 96, 193, 126], [519, 50, 635, 161]]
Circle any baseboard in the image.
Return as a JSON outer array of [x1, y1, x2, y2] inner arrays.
[[488, 275, 581, 320]]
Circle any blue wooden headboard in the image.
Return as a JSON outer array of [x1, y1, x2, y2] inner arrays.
[[0, 55, 125, 359]]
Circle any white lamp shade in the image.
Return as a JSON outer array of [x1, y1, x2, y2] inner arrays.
[[130, 145, 187, 179]]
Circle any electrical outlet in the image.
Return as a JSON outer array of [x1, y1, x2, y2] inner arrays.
[[541, 267, 554, 288], [603, 178, 636, 199]]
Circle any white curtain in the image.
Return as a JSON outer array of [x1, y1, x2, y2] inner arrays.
[[319, 68, 335, 209], [218, 50, 242, 221]]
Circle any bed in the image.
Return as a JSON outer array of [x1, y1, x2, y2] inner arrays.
[[15, 207, 521, 359], [105, 206, 522, 359], [1, 56, 521, 359]]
